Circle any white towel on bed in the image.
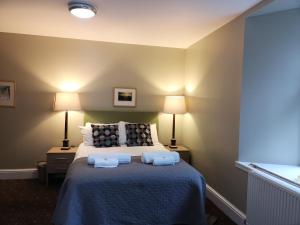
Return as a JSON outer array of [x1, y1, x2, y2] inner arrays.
[[88, 153, 131, 165], [94, 157, 119, 168], [153, 155, 176, 166], [141, 151, 180, 164]]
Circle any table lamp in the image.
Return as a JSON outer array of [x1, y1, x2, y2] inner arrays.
[[163, 95, 186, 148], [54, 92, 81, 150]]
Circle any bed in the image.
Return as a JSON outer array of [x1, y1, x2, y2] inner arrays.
[[52, 111, 207, 225]]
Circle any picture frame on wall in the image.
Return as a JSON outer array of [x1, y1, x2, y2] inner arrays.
[[113, 88, 136, 107], [0, 80, 16, 107]]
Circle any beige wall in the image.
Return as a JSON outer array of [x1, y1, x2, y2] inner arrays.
[[183, 1, 271, 213], [0, 32, 185, 169], [0, 0, 270, 213]]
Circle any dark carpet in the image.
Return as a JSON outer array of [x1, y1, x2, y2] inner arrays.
[[0, 179, 236, 225]]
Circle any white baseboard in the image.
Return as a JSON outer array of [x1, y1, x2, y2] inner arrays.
[[0, 168, 37, 180], [206, 184, 246, 225]]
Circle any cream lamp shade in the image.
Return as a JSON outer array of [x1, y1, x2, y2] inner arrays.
[[163, 95, 186, 148], [54, 92, 80, 150], [54, 92, 81, 111], [163, 96, 186, 114]]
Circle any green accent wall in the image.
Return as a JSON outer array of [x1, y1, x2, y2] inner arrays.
[[84, 111, 159, 125]]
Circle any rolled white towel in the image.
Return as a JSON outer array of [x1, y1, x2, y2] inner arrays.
[[153, 155, 176, 166], [94, 157, 119, 168], [88, 153, 131, 165], [141, 151, 180, 164]]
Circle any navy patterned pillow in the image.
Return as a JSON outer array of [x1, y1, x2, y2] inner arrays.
[[91, 124, 120, 147], [125, 123, 153, 146]]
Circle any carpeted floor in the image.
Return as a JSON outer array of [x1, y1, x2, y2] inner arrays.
[[0, 179, 236, 225]]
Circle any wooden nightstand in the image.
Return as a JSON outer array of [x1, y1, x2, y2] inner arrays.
[[46, 147, 77, 185], [165, 145, 191, 164]]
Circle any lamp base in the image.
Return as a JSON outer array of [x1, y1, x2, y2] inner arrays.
[[61, 139, 70, 150], [169, 138, 177, 149]]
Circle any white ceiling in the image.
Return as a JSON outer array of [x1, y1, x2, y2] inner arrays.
[[0, 0, 261, 48], [251, 0, 300, 16]]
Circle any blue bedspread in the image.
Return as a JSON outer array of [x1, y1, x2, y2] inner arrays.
[[52, 157, 207, 225]]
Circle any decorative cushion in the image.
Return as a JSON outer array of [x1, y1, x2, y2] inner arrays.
[[125, 123, 153, 146], [84, 122, 127, 146], [91, 124, 120, 147]]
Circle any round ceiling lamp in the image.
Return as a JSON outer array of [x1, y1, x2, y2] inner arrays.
[[68, 2, 97, 19]]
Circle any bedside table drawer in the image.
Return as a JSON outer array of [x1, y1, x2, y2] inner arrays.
[[47, 153, 75, 174], [46, 147, 78, 185], [47, 153, 74, 163], [47, 163, 70, 173]]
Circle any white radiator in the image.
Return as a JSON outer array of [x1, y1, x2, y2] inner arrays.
[[247, 170, 300, 225]]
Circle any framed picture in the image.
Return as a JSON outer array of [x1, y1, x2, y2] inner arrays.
[[0, 81, 16, 107], [113, 88, 136, 107]]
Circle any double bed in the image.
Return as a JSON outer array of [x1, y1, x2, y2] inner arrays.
[[52, 111, 207, 225]]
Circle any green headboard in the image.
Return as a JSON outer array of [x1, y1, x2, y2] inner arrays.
[[84, 111, 159, 125]]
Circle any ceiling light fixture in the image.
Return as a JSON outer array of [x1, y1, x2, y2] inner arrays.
[[68, 2, 97, 19]]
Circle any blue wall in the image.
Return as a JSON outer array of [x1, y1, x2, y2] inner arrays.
[[239, 8, 300, 165]]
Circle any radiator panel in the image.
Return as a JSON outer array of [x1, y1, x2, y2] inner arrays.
[[247, 171, 300, 225]]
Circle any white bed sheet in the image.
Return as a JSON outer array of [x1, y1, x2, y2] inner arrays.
[[75, 143, 169, 160]]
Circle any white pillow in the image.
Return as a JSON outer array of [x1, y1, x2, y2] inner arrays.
[[150, 123, 160, 145], [118, 121, 127, 145], [79, 125, 93, 146]]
